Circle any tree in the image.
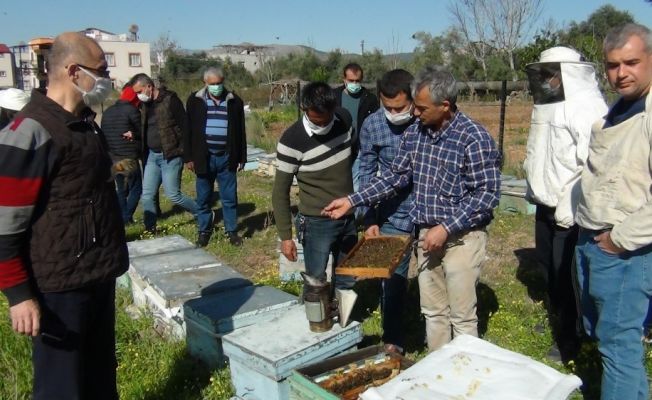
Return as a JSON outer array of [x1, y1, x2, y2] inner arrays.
[[560, 5, 634, 69], [485, 0, 543, 81], [514, 24, 559, 72], [152, 32, 178, 76], [359, 49, 388, 84], [448, 0, 493, 81], [410, 32, 445, 73]]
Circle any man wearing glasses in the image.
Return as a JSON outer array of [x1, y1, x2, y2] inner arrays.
[[0, 32, 128, 399]]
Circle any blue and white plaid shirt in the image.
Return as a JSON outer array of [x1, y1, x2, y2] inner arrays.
[[349, 110, 501, 235], [358, 108, 415, 233]]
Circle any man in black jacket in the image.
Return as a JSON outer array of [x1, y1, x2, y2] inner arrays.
[[140, 77, 198, 233], [0, 32, 128, 400], [333, 63, 379, 191], [101, 85, 143, 224], [185, 67, 246, 247]]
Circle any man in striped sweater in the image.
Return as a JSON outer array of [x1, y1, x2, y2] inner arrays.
[[272, 82, 356, 288]]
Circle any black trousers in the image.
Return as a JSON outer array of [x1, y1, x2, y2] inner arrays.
[[32, 280, 118, 400], [535, 204, 580, 342]]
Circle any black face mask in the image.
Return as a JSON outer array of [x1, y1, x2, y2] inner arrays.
[[0, 108, 17, 130]]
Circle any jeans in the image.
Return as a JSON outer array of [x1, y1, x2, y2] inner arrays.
[[114, 165, 142, 224], [379, 221, 411, 348], [351, 156, 361, 192], [141, 150, 198, 231], [299, 214, 357, 289], [417, 227, 487, 351], [33, 281, 118, 400], [535, 204, 580, 343], [196, 153, 238, 233], [576, 229, 652, 400]]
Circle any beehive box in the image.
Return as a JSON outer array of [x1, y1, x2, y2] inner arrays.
[[288, 345, 412, 400], [222, 305, 363, 400], [127, 234, 195, 258], [184, 285, 299, 369], [128, 245, 251, 338], [118, 235, 196, 289], [277, 239, 333, 282], [499, 178, 536, 215]]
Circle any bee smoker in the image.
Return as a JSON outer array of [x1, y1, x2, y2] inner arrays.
[[300, 272, 338, 332]]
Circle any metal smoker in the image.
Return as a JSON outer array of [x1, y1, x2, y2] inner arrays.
[[300, 272, 337, 332], [300, 271, 357, 333]]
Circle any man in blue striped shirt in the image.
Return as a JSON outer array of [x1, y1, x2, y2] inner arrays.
[[324, 66, 501, 351], [186, 67, 247, 247]]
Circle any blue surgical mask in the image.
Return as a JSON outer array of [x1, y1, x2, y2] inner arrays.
[[208, 84, 224, 97], [346, 82, 362, 94]]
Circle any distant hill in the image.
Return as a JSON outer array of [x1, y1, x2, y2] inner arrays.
[[175, 43, 415, 63]]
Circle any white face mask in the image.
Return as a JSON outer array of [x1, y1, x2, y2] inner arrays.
[[384, 104, 413, 125], [74, 66, 112, 106], [302, 113, 335, 136], [137, 92, 151, 103]]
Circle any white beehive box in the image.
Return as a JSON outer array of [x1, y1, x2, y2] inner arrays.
[[222, 305, 362, 400], [277, 239, 333, 282]]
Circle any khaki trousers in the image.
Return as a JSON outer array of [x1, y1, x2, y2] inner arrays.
[[417, 227, 488, 351]]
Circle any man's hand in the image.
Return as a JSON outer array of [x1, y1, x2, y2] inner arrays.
[[364, 225, 380, 238], [185, 161, 195, 172], [237, 163, 245, 172], [281, 239, 298, 261], [121, 131, 134, 141], [595, 231, 625, 255], [10, 298, 40, 336], [422, 225, 449, 253], [322, 197, 352, 219]]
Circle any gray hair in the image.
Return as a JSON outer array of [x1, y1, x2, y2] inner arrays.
[[203, 66, 225, 81], [603, 23, 652, 55], [411, 66, 458, 105]]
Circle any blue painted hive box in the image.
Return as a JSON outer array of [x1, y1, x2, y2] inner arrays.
[[184, 285, 299, 369], [499, 177, 536, 215], [222, 305, 362, 400]]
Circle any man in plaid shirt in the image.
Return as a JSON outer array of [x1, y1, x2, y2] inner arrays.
[[324, 66, 501, 351]]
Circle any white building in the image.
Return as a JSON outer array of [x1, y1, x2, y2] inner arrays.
[[0, 44, 16, 88], [10, 38, 52, 91], [81, 27, 151, 89]]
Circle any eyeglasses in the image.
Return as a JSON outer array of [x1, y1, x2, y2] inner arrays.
[[75, 63, 110, 78]]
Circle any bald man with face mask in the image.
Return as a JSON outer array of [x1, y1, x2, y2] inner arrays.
[[0, 32, 128, 399]]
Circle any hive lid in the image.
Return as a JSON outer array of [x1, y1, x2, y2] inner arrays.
[[130, 248, 220, 280], [127, 235, 195, 258], [147, 264, 251, 307], [184, 285, 298, 333], [222, 305, 362, 380]]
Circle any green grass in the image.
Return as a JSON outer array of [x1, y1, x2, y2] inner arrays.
[[2, 171, 652, 399]]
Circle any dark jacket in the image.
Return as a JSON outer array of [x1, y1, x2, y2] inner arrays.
[[145, 88, 187, 160], [185, 87, 247, 173], [0, 90, 128, 305], [101, 99, 142, 160], [333, 85, 379, 154]]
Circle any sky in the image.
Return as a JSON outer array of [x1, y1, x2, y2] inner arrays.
[[1, 1, 651, 54]]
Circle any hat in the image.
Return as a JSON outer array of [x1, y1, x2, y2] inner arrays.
[[538, 47, 588, 63], [0, 88, 30, 111]]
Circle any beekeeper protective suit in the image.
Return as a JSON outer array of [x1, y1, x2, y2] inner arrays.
[[524, 47, 607, 227], [523, 46, 607, 362]]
